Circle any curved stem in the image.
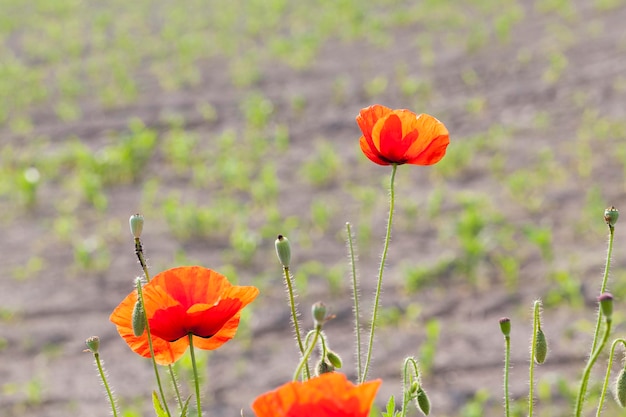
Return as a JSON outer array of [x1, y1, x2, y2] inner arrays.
[[188, 334, 202, 417], [401, 358, 420, 417], [362, 164, 397, 382], [93, 352, 119, 417], [575, 318, 613, 417], [294, 327, 321, 381], [136, 282, 171, 417], [282, 266, 310, 380], [596, 338, 626, 416], [346, 222, 363, 382]]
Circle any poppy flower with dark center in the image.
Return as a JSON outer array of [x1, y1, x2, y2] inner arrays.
[[357, 104, 449, 166], [252, 373, 381, 417], [110, 266, 259, 365]]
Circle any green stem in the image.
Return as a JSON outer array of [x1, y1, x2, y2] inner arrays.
[[590, 225, 614, 354], [528, 301, 540, 417], [294, 327, 321, 381], [346, 222, 363, 383], [93, 352, 119, 417], [575, 318, 613, 417], [136, 282, 171, 417], [503, 333, 510, 417], [282, 265, 310, 380], [168, 365, 183, 411], [135, 237, 151, 282], [400, 358, 420, 417], [362, 164, 397, 383], [575, 224, 615, 417], [188, 334, 202, 417], [596, 338, 626, 416]]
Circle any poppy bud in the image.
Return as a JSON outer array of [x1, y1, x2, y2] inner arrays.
[[604, 206, 619, 227], [326, 351, 343, 369], [129, 214, 144, 238], [415, 386, 431, 415], [312, 302, 327, 327], [132, 299, 146, 337], [85, 336, 100, 353], [408, 381, 419, 396], [499, 317, 511, 337], [534, 328, 548, 364], [275, 235, 291, 268], [615, 367, 626, 407], [316, 360, 335, 375], [598, 293, 614, 320]]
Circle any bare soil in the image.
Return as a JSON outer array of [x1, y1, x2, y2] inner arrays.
[[2, 1, 626, 416]]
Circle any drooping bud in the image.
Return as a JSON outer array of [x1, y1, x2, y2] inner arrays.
[[326, 351, 343, 369], [312, 302, 327, 327], [316, 360, 334, 375], [85, 336, 100, 353], [275, 235, 291, 267], [408, 381, 419, 396], [129, 214, 144, 238], [534, 328, 548, 364], [604, 206, 619, 227], [615, 367, 626, 407], [415, 386, 431, 415], [598, 293, 614, 320], [499, 317, 511, 337]]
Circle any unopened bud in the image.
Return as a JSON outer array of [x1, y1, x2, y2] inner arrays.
[[275, 235, 291, 267], [316, 360, 334, 375], [132, 288, 146, 337], [499, 317, 511, 337], [534, 328, 548, 364], [599, 293, 614, 320], [85, 336, 100, 353], [415, 386, 430, 415], [615, 367, 626, 407], [605, 206, 619, 227], [326, 351, 343, 369], [312, 302, 327, 327], [129, 214, 144, 238], [409, 381, 419, 396]]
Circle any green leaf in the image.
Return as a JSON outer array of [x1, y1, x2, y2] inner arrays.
[[179, 395, 192, 417], [152, 391, 168, 417], [382, 395, 396, 417]]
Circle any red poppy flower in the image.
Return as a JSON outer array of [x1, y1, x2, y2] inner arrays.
[[357, 104, 449, 166], [110, 266, 259, 365], [252, 373, 381, 417]]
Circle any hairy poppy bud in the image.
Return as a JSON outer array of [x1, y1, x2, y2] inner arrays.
[[312, 302, 327, 327], [534, 328, 548, 364], [326, 351, 343, 369], [615, 367, 626, 407], [415, 386, 431, 415], [85, 336, 100, 353], [132, 298, 146, 337], [598, 293, 614, 320], [409, 381, 419, 396], [275, 235, 291, 267], [129, 214, 144, 238], [604, 206, 619, 227], [499, 317, 511, 337], [317, 360, 334, 375]]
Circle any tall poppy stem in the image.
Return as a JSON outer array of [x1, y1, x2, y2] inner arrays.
[[346, 222, 363, 383], [282, 265, 311, 380], [92, 351, 119, 417], [362, 163, 397, 383], [528, 301, 540, 417], [575, 223, 615, 416], [188, 334, 203, 417], [136, 281, 171, 417], [596, 338, 626, 416]]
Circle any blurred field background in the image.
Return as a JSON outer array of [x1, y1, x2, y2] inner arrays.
[[1, 0, 626, 416]]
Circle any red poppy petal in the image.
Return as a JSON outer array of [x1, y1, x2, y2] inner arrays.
[[403, 113, 450, 165], [252, 373, 381, 417], [156, 266, 231, 308], [192, 314, 241, 350], [356, 104, 392, 140], [359, 135, 390, 165], [374, 114, 413, 163]]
